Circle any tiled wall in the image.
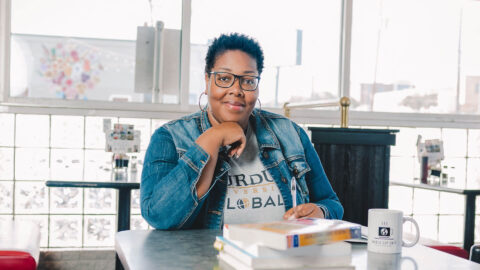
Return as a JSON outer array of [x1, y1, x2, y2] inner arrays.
[[0, 113, 168, 248], [389, 127, 480, 245], [1, 113, 479, 247]]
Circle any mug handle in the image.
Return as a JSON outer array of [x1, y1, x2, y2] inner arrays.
[[401, 256, 418, 270], [402, 216, 420, 247]]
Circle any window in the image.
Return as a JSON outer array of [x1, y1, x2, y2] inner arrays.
[[350, 0, 480, 114], [189, 0, 342, 108], [9, 0, 182, 103]]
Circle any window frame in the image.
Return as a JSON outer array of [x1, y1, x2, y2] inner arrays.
[[0, 0, 193, 113], [2, 0, 480, 130]]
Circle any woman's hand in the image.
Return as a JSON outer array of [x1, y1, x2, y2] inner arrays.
[[194, 122, 246, 198], [214, 122, 247, 158], [283, 203, 325, 220], [196, 122, 246, 158]]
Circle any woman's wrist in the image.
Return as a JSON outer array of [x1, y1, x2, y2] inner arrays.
[[195, 128, 223, 157]]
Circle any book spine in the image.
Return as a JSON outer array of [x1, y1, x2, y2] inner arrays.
[[287, 227, 361, 248]]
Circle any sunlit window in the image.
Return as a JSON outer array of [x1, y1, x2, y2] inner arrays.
[[10, 0, 181, 103], [189, 0, 342, 108], [351, 0, 480, 114]]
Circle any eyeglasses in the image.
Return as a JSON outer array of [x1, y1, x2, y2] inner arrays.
[[209, 71, 260, 91]]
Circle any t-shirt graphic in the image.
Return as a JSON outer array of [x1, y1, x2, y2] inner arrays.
[[223, 125, 285, 224]]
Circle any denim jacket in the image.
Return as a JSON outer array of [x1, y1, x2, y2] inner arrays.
[[141, 109, 343, 229]]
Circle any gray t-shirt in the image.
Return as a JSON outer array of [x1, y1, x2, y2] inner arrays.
[[223, 125, 286, 224]]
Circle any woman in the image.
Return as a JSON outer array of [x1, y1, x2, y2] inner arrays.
[[141, 33, 343, 229]]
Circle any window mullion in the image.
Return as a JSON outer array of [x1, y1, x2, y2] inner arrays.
[[338, 0, 353, 98], [0, 0, 11, 102], [179, 0, 192, 109]]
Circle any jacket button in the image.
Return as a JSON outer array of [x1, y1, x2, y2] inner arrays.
[[263, 151, 269, 159], [281, 177, 287, 183], [293, 168, 299, 175]]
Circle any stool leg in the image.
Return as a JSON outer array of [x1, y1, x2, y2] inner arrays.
[[116, 253, 125, 270], [470, 245, 480, 263]]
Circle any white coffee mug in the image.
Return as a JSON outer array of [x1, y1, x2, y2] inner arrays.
[[368, 209, 420, 254]]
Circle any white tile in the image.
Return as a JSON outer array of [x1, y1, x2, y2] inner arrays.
[[438, 215, 463, 244], [412, 189, 439, 214], [84, 150, 112, 181], [388, 186, 413, 215], [50, 149, 84, 181], [468, 129, 480, 157], [16, 215, 49, 247], [412, 214, 438, 241], [49, 215, 83, 247], [0, 148, 14, 180], [50, 187, 83, 214], [15, 148, 50, 180], [389, 157, 415, 182], [14, 181, 48, 214], [442, 128, 467, 158], [51, 115, 84, 148], [439, 193, 464, 215], [15, 114, 50, 147], [0, 114, 14, 147], [476, 197, 480, 215], [84, 188, 116, 214], [131, 189, 140, 214], [84, 215, 115, 247], [0, 215, 13, 222], [0, 181, 13, 214], [390, 127, 417, 157], [130, 215, 149, 230], [475, 216, 480, 242], [467, 158, 480, 187]]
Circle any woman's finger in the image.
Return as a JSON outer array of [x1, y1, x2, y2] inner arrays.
[[283, 207, 296, 220], [235, 135, 247, 157], [284, 204, 323, 219], [298, 204, 315, 217]]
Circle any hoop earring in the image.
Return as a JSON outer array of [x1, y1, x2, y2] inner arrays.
[[256, 98, 262, 111], [198, 92, 207, 112]]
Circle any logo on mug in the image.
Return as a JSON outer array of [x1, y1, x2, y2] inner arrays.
[[379, 227, 391, 237]]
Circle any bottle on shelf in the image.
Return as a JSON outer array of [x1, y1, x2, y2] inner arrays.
[[441, 165, 448, 186], [112, 153, 129, 181]]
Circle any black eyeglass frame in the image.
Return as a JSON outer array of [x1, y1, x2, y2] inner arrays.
[[208, 71, 260, 91]]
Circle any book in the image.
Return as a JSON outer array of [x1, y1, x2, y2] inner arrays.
[[344, 225, 368, 244], [215, 236, 352, 258], [214, 236, 352, 269], [217, 252, 354, 270], [223, 218, 362, 250]]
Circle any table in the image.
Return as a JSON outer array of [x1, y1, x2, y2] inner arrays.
[[115, 229, 480, 270], [46, 180, 140, 270], [45, 181, 140, 232], [391, 181, 480, 251]]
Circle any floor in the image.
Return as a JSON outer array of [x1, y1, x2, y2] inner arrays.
[[37, 250, 115, 270]]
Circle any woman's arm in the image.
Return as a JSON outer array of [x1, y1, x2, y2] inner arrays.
[[141, 123, 246, 230], [296, 124, 344, 219], [194, 122, 246, 198], [141, 127, 210, 230]]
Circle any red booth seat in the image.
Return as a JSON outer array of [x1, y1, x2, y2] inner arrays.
[[0, 220, 40, 270], [0, 251, 37, 270], [428, 245, 469, 260]]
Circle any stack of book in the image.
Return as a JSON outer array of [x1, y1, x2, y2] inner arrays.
[[214, 218, 362, 270]]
